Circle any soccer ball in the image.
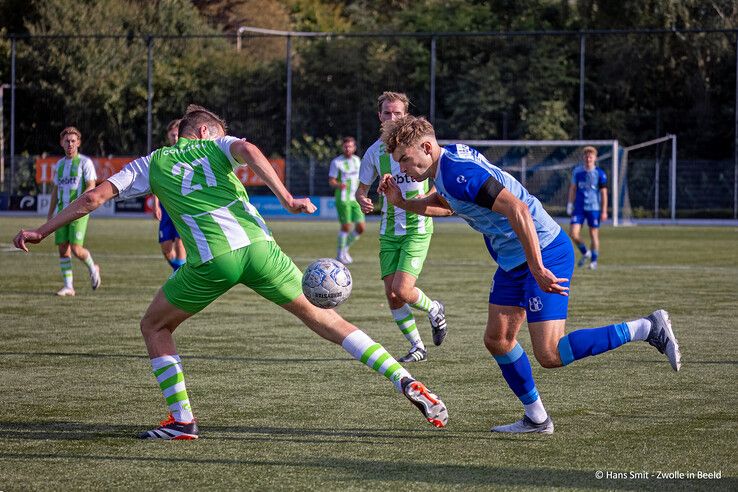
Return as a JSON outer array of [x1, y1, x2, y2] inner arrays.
[[302, 258, 352, 308]]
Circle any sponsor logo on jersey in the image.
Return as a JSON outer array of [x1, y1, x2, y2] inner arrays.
[[57, 176, 80, 186], [394, 173, 418, 184], [456, 175, 466, 183], [410, 257, 421, 270], [528, 296, 543, 312]]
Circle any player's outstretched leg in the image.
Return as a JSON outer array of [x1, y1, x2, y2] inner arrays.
[[556, 310, 681, 371], [283, 296, 448, 428]]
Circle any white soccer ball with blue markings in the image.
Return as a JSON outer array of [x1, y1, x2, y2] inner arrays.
[[302, 258, 352, 309]]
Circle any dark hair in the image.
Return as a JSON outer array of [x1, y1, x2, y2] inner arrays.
[[178, 105, 227, 137], [342, 136, 356, 144]]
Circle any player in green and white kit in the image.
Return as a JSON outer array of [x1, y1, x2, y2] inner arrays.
[[356, 92, 447, 363], [328, 136, 365, 264], [47, 127, 101, 296], [14, 105, 448, 439]]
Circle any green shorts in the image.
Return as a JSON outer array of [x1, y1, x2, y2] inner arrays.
[[336, 200, 365, 225], [379, 233, 432, 279], [162, 240, 303, 314], [55, 215, 90, 245]]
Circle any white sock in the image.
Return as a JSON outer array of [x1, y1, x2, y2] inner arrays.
[[626, 318, 651, 341], [524, 397, 548, 424]]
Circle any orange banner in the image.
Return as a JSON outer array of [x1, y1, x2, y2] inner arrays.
[[35, 156, 285, 186]]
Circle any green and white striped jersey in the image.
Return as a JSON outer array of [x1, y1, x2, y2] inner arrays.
[[328, 154, 361, 202], [53, 154, 97, 213], [359, 139, 433, 236], [108, 136, 273, 266]]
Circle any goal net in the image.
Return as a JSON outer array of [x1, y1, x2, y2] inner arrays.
[[437, 139, 622, 224], [619, 135, 677, 223]]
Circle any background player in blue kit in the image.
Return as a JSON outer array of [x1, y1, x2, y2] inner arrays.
[[379, 116, 681, 434], [152, 119, 187, 271], [566, 146, 608, 270]]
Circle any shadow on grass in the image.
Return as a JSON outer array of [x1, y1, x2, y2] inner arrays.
[[1, 442, 734, 490], [0, 351, 346, 363]]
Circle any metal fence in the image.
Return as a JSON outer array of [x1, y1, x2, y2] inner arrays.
[[2, 27, 737, 219]]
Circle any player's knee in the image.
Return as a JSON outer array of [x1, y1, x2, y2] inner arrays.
[[70, 245, 85, 257], [535, 350, 563, 369], [483, 331, 516, 355], [355, 223, 365, 234]]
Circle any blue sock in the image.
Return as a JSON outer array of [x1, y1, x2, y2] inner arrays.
[[168, 258, 186, 271], [576, 242, 587, 255], [492, 342, 539, 405], [591, 250, 599, 262], [557, 322, 631, 366]]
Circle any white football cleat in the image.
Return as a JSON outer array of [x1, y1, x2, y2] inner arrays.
[[645, 309, 681, 371], [491, 415, 554, 434], [56, 286, 76, 297], [90, 264, 101, 290]]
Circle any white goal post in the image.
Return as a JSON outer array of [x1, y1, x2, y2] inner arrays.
[[438, 139, 622, 225]]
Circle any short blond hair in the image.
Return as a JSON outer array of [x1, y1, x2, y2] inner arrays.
[[167, 118, 181, 132], [59, 126, 81, 141], [377, 91, 409, 114], [381, 115, 435, 153], [582, 146, 597, 156]]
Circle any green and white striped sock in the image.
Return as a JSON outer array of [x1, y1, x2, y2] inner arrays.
[[410, 288, 432, 312], [347, 231, 360, 247], [391, 305, 424, 349], [341, 330, 411, 392], [151, 354, 194, 423], [337, 232, 348, 252], [81, 253, 96, 274], [60, 256, 73, 288]]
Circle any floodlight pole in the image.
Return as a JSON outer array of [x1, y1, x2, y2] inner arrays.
[[9, 37, 16, 194], [146, 35, 153, 154], [285, 35, 293, 190], [430, 36, 436, 125], [670, 134, 677, 221], [0, 83, 9, 190], [578, 33, 585, 139]]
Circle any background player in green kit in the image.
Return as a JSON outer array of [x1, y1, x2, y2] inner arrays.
[[328, 136, 365, 264], [14, 105, 448, 439], [47, 126, 101, 296], [355, 92, 447, 363]]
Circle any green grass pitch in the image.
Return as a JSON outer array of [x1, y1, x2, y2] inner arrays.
[[0, 216, 736, 490]]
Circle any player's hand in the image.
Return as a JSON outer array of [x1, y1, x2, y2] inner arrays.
[[13, 229, 44, 253], [601, 210, 608, 221], [286, 197, 317, 215], [379, 174, 403, 206], [340, 183, 346, 190], [153, 206, 162, 221], [532, 267, 569, 297], [356, 192, 374, 214]]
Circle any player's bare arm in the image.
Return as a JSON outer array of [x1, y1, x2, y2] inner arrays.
[[355, 182, 374, 213], [379, 174, 454, 217], [492, 188, 568, 296], [328, 177, 345, 190], [231, 139, 316, 215], [600, 187, 608, 221], [47, 184, 59, 221], [14, 181, 118, 252]]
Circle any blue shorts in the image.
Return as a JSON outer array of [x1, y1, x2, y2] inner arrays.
[[570, 210, 600, 228], [158, 206, 180, 243], [488, 230, 575, 322]]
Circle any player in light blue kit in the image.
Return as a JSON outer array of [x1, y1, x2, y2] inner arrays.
[[379, 116, 681, 434], [567, 146, 607, 269]]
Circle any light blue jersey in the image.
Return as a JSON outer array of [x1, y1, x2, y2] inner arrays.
[[435, 144, 561, 271], [571, 165, 607, 212]]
